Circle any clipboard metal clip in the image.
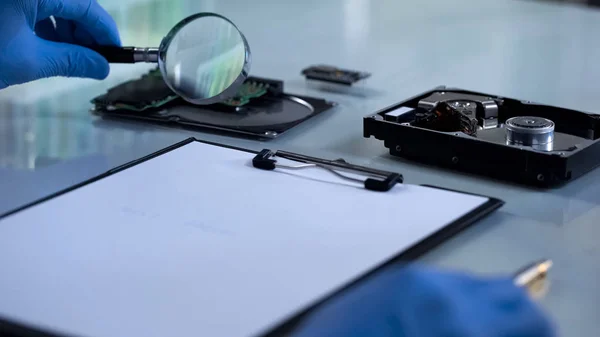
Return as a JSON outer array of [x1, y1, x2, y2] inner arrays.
[[252, 149, 403, 192]]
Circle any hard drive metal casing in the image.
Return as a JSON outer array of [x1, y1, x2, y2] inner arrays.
[[363, 86, 600, 187]]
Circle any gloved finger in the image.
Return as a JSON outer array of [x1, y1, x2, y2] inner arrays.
[[53, 18, 77, 44], [485, 300, 556, 337], [479, 278, 527, 311], [36, 18, 79, 44], [382, 267, 552, 337], [291, 269, 407, 337], [47, 18, 95, 46], [385, 266, 485, 337], [33, 38, 110, 80], [37, 0, 121, 46], [295, 265, 477, 337], [481, 281, 557, 337]]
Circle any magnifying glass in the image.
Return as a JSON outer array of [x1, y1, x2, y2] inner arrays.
[[92, 13, 251, 105]]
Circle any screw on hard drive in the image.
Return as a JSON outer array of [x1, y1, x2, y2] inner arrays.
[[395, 145, 402, 152], [537, 174, 545, 181], [452, 156, 459, 164], [264, 131, 278, 137]]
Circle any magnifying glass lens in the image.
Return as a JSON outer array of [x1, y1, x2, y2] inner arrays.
[[158, 14, 250, 105]]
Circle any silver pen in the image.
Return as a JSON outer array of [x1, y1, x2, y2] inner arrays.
[[514, 259, 553, 299]]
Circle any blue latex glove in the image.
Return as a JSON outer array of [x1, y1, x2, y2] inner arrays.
[[293, 264, 556, 337], [0, 0, 121, 89]]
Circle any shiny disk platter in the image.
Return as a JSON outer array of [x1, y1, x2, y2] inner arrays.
[[157, 96, 316, 128]]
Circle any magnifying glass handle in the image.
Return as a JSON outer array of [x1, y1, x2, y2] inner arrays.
[[90, 46, 159, 64]]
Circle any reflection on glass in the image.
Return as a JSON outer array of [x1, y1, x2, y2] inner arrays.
[[109, 0, 184, 46], [158, 13, 250, 105]]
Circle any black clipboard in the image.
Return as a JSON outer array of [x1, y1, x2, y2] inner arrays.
[[0, 137, 504, 337]]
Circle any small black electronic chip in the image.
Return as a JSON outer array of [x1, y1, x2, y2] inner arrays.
[[301, 65, 371, 85]]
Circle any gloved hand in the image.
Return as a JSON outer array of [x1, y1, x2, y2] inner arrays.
[[0, 0, 121, 89], [292, 264, 556, 337]]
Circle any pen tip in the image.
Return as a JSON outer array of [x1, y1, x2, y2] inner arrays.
[[538, 259, 553, 273]]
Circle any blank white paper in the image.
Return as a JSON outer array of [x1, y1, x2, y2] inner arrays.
[[0, 141, 491, 337]]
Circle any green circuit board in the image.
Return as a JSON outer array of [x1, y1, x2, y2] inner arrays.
[[92, 67, 271, 112]]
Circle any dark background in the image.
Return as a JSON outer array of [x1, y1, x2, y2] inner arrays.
[[534, 0, 600, 7]]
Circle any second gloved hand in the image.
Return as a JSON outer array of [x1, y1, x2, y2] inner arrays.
[[0, 0, 121, 89], [292, 264, 556, 337]]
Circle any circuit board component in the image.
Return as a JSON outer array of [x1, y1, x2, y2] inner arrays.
[[221, 80, 270, 107], [92, 67, 177, 112], [301, 65, 371, 85], [92, 68, 278, 112]]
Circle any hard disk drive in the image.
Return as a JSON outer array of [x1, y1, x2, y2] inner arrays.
[[363, 86, 600, 187], [91, 68, 337, 139]]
